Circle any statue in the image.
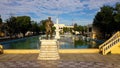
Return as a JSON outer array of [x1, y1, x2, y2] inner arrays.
[[45, 17, 54, 39]]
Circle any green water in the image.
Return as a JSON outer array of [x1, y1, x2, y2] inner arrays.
[[1, 36, 40, 49], [0, 35, 103, 49], [59, 36, 103, 49]]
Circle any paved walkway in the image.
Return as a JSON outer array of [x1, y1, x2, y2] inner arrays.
[[0, 53, 120, 68]]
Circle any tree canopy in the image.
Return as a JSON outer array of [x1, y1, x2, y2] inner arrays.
[[0, 15, 2, 24], [6, 16, 18, 37], [31, 21, 40, 35], [5, 16, 32, 37], [39, 19, 47, 32], [73, 23, 87, 35], [16, 16, 31, 36], [93, 3, 120, 39]]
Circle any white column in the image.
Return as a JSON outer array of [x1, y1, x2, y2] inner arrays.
[[55, 18, 60, 39]]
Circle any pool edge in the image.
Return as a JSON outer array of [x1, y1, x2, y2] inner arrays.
[[3, 49, 99, 54]]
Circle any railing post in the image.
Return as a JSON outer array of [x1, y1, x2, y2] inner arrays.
[[102, 48, 105, 55], [0, 45, 3, 54]]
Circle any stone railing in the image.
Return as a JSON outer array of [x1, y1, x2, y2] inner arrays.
[[102, 36, 120, 55], [99, 31, 120, 55], [99, 31, 120, 51]]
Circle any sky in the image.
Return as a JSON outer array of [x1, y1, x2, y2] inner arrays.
[[0, 0, 120, 25]]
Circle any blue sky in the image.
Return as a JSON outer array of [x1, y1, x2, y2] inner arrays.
[[0, 0, 120, 25]]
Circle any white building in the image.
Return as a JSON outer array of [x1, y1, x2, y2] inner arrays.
[[54, 24, 74, 33], [54, 24, 74, 29]]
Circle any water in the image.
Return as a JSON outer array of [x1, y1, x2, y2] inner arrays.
[[0, 35, 103, 49], [59, 36, 103, 49], [0, 36, 40, 49]]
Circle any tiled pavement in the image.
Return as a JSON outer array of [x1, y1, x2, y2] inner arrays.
[[0, 60, 119, 68], [0, 53, 120, 68]]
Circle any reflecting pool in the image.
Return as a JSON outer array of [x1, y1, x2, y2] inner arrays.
[[0, 36, 40, 49], [59, 35, 103, 49], [0, 35, 103, 49]]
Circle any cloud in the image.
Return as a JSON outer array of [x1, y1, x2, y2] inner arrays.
[[83, 0, 120, 10], [0, 0, 119, 25], [0, 0, 84, 14]]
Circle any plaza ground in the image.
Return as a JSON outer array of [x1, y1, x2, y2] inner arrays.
[[0, 53, 120, 68]]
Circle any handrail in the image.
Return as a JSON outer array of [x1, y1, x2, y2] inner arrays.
[[102, 36, 120, 55], [99, 31, 120, 50]]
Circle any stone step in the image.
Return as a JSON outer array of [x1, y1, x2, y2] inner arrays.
[[41, 49, 58, 51], [39, 56, 60, 58], [41, 46, 58, 48], [40, 50, 57, 51], [40, 48, 58, 50], [41, 43, 56, 46], [39, 55, 60, 58], [38, 55, 60, 57], [41, 43, 57, 45], [40, 53, 59, 55], [40, 53, 58, 55], [39, 52, 59, 56], [38, 57, 60, 60], [40, 49, 58, 51], [39, 54, 59, 56], [40, 50, 58, 52]]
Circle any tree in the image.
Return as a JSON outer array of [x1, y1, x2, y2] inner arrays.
[[63, 27, 69, 33], [6, 16, 32, 38], [73, 23, 87, 35], [0, 15, 2, 23], [73, 23, 78, 31], [0, 15, 4, 37], [93, 3, 120, 39], [0, 15, 3, 32], [6, 16, 18, 38], [39, 19, 47, 32], [114, 3, 120, 31], [31, 21, 40, 35], [93, 5, 114, 39], [115, 3, 120, 13], [16, 16, 31, 37], [52, 26, 56, 33]]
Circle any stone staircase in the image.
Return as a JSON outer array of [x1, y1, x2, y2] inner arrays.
[[99, 31, 120, 55], [38, 40, 60, 60]]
